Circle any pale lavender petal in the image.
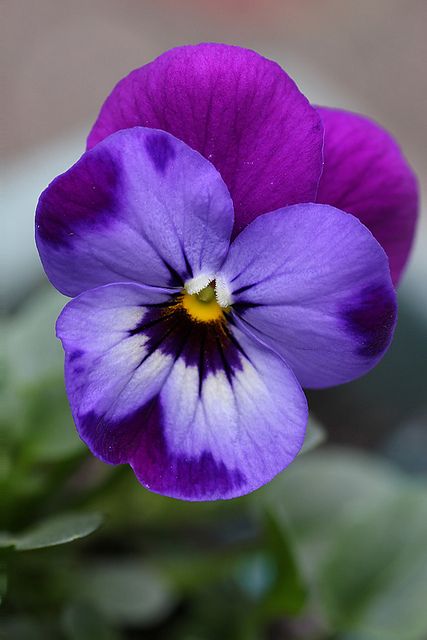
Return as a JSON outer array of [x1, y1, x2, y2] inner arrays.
[[218, 203, 397, 389], [87, 43, 323, 235], [56, 283, 174, 466], [57, 282, 307, 500], [36, 127, 233, 296], [316, 107, 419, 285]]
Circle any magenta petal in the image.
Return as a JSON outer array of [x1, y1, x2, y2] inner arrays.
[[316, 107, 419, 285], [87, 43, 323, 234]]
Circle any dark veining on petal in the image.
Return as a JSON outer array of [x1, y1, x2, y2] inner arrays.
[[233, 283, 257, 296], [79, 397, 246, 500], [129, 294, 243, 383], [73, 366, 85, 375], [159, 257, 185, 287], [232, 301, 263, 313], [341, 283, 397, 358], [37, 152, 119, 246], [144, 132, 176, 174], [182, 252, 194, 280]]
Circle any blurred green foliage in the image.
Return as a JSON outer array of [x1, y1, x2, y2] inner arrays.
[[1, 287, 427, 640]]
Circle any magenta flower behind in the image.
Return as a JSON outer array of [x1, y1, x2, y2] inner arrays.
[[35, 44, 417, 501]]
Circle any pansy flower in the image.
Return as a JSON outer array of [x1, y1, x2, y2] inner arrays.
[[36, 44, 417, 501]]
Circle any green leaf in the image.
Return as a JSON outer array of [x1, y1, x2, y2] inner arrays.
[[318, 487, 427, 640], [0, 569, 7, 605], [258, 448, 427, 640], [0, 532, 15, 549], [77, 560, 176, 626], [4, 287, 66, 386], [1, 287, 82, 465], [21, 381, 84, 463], [0, 617, 52, 640], [299, 415, 326, 455], [62, 603, 120, 640], [0, 512, 103, 551], [258, 448, 399, 552], [262, 510, 307, 615]]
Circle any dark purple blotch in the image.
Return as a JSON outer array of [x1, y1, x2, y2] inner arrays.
[[79, 397, 245, 500], [68, 349, 84, 362], [36, 151, 119, 247], [67, 350, 85, 375], [129, 295, 244, 388], [342, 283, 397, 358], [144, 132, 176, 174]]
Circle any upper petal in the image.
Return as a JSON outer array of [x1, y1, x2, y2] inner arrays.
[[57, 282, 307, 500], [87, 43, 323, 234], [36, 127, 233, 296], [316, 106, 419, 285], [218, 203, 397, 389]]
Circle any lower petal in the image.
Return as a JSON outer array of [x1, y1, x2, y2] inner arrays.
[[57, 283, 307, 500], [130, 325, 307, 500]]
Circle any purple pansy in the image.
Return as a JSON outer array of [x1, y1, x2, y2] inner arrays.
[[36, 44, 409, 501]]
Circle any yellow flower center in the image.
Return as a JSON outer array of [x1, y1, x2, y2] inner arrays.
[[182, 285, 224, 323]]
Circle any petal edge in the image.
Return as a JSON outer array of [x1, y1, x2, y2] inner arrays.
[[87, 43, 324, 235], [316, 106, 419, 285]]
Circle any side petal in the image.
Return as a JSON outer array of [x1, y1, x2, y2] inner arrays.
[[87, 43, 323, 234], [57, 283, 307, 500], [218, 204, 397, 389], [36, 127, 233, 297], [56, 283, 175, 464], [316, 107, 419, 285]]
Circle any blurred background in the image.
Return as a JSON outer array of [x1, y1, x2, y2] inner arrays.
[[1, 1, 427, 639]]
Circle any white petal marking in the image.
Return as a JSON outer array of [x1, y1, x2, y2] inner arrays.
[[185, 273, 215, 294], [215, 274, 233, 308]]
